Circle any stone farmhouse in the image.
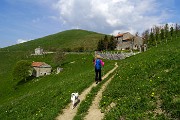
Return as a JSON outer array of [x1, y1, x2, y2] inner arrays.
[[32, 62, 52, 77], [35, 47, 43, 55], [115, 32, 144, 50], [31, 47, 55, 56]]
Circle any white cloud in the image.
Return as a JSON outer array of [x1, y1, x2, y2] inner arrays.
[[17, 39, 31, 44], [53, 0, 171, 35]]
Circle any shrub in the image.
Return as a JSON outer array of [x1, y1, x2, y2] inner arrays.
[[12, 60, 32, 84]]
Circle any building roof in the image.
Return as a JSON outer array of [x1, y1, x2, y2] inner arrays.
[[32, 62, 51, 68], [115, 32, 129, 38], [115, 33, 124, 37]]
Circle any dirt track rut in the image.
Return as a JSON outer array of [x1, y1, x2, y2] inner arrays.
[[56, 63, 118, 120]]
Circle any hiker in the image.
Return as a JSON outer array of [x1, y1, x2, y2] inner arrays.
[[94, 55, 104, 84]]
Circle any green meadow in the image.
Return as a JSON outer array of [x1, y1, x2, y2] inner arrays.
[[0, 29, 179, 119], [0, 51, 115, 119], [100, 39, 180, 119]]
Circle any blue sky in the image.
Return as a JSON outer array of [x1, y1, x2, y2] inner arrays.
[[0, 0, 180, 48]]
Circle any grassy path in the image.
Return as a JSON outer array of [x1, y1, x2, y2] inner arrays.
[[55, 62, 118, 120], [84, 63, 118, 120]]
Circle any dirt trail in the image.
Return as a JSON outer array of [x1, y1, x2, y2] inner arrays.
[[56, 63, 118, 120], [84, 63, 118, 120]]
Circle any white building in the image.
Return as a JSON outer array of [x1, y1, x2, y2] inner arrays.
[[35, 47, 43, 55]]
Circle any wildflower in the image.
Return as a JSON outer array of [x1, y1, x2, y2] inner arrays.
[[151, 92, 155, 97]]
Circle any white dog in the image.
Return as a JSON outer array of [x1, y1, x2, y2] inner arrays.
[[71, 93, 79, 109]]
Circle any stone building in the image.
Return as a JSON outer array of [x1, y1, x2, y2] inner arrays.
[[32, 62, 52, 77], [35, 47, 43, 55], [115, 32, 144, 50]]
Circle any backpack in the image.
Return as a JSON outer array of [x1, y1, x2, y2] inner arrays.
[[95, 59, 101, 70]]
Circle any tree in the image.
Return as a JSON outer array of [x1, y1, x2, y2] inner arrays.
[[175, 23, 179, 39], [164, 23, 169, 43], [135, 32, 139, 36], [149, 30, 155, 46], [97, 38, 104, 51], [13, 60, 32, 83], [142, 29, 150, 44], [97, 35, 117, 51], [104, 35, 109, 50], [53, 49, 65, 67], [170, 25, 174, 40], [160, 28, 165, 43], [154, 26, 160, 46], [108, 35, 117, 50]]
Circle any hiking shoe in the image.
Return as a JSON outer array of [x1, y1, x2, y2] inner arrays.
[[96, 81, 98, 84]]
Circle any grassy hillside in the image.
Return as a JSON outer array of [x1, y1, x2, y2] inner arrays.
[[0, 29, 109, 120], [2, 29, 105, 52], [100, 38, 180, 119], [0, 50, 115, 119], [0, 29, 179, 119]]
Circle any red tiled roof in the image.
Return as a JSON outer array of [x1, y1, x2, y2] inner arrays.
[[115, 32, 128, 37], [32, 62, 44, 67], [115, 33, 124, 37]]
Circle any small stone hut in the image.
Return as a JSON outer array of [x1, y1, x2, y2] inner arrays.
[[32, 62, 52, 77], [35, 47, 43, 55]]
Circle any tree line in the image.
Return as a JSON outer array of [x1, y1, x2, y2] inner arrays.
[[97, 35, 118, 51], [142, 23, 180, 47]]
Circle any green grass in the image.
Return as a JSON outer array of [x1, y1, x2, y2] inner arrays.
[[0, 51, 115, 120], [100, 38, 180, 119], [0, 51, 55, 103], [0, 29, 180, 120], [73, 63, 116, 120], [2, 29, 105, 52]]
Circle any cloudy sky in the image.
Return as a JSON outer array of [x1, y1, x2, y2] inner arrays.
[[0, 0, 180, 48]]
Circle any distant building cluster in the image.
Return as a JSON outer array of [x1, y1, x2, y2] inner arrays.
[[115, 32, 146, 51]]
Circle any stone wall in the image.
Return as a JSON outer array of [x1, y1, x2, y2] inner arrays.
[[95, 51, 140, 60]]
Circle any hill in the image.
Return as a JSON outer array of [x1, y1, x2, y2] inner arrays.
[[2, 29, 106, 52]]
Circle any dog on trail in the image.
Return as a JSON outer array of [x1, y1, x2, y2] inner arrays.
[[71, 93, 79, 109]]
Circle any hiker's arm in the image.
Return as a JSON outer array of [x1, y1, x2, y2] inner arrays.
[[100, 60, 104, 67]]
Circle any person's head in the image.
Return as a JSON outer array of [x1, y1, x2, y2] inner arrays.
[[96, 55, 102, 59]]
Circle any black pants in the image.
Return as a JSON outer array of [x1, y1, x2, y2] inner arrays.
[[95, 68, 102, 82]]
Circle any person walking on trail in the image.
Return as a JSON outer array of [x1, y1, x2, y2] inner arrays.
[[94, 55, 104, 84]]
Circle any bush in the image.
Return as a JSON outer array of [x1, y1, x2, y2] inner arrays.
[[53, 49, 65, 67], [12, 60, 32, 84]]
